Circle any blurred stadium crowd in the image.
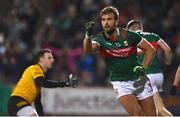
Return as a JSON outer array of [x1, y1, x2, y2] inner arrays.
[[0, 0, 179, 87]]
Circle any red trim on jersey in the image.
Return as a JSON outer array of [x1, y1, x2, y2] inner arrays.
[[100, 46, 137, 57], [137, 41, 158, 55], [150, 41, 158, 50]]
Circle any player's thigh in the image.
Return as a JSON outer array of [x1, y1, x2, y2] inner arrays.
[[119, 94, 145, 116], [139, 95, 156, 116], [17, 106, 38, 116]]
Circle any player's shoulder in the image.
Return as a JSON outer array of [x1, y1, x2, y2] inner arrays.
[[140, 31, 159, 37], [93, 31, 106, 41], [125, 29, 142, 39], [125, 28, 140, 36], [96, 31, 104, 38], [26, 64, 42, 72]]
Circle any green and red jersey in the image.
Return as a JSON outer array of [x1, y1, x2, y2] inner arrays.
[[136, 31, 162, 74], [93, 28, 143, 81]]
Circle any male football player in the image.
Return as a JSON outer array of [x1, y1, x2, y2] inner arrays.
[[83, 6, 156, 116], [8, 48, 78, 116]]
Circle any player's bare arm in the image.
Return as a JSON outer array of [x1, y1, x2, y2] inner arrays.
[[83, 36, 100, 54], [138, 38, 155, 69], [158, 39, 172, 65], [170, 65, 180, 95], [173, 65, 180, 86]]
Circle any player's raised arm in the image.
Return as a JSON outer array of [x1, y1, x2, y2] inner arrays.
[[83, 22, 100, 54], [138, 38, 155, 69]]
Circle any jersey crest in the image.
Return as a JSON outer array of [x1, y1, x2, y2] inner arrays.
[[121, 30, 127, 39]]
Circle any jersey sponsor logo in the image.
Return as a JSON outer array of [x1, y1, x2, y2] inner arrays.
[[105, 42, 113, 46], [100, 46, 137, 58]]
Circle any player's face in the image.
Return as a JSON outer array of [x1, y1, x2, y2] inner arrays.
[[129, 23, 142, 31], [41, 52, 54, 69], [101, 13, 118, 33]]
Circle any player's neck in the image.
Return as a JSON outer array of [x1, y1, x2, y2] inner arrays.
[[105, 28, 116, 37], [38, 63, 47, 72], [105, 28, 119, 41]]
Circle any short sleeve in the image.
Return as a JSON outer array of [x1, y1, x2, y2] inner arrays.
[[128, 31, 143, 45], [151, 33, 161, 42], [30, 68, 44, 80]]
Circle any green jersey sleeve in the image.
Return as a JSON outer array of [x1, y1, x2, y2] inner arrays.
[[127, 30, 143, 45], [151, 33, 161, 42], [138, 31, 161, 42], [93, 33, 105, 47]]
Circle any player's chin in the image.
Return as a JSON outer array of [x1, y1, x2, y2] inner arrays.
[[103, 26, 109, 30], [103, 27, 111, 32]]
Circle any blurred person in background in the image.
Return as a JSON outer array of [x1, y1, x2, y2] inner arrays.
[[126, 19, 173, 116], [7, 48, 78, 116], [83, 6, 156, 116], [170, 65, 180, 95]]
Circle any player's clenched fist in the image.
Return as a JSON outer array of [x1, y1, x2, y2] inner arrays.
[[85, 22, 95, 36]]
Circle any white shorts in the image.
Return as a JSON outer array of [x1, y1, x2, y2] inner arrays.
[[17, 106, 38, 116], [111, 79, 153, 100], [147, 73, 163, 93]]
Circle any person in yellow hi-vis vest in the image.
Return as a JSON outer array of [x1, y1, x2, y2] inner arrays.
[[8, 48, 78, 116]]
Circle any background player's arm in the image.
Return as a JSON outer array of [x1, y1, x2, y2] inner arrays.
[[158, 38, 172, 65], [34, 93, 44, 116], [170, 65, 180, 95], [173, 65, 180, 86], [138, 38, 155, 69]]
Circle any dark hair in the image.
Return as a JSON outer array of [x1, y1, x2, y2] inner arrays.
[[34, 48, 52, 63], [126, 19, 142, 29], [100, 6, 119, 20]]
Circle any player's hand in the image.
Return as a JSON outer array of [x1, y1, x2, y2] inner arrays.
[[133, 65, 145, 75], [85, 21, 95, 36], [170, 85, 177, 95], [65, 74, 78, 88]]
